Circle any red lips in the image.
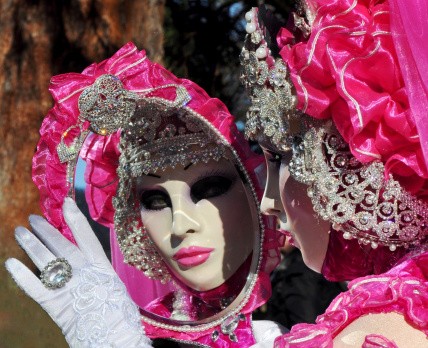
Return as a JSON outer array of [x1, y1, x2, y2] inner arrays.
[[173, 246, 214, 267], [279, 229, 297, 247]]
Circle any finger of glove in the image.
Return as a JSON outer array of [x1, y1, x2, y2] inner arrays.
[[15, 226, 57, 271], [29, 214, 82, 265], [63, 197, 110, 266], [5, 258, 48, 304]]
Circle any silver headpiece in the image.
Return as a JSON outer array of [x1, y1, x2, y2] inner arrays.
[[57, 74, 230, 282], [289, 123, 428, 251], [240, 6, 428, 251], [240, 6, 315, 152]]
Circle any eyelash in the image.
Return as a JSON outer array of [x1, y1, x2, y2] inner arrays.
[[266, 151, 283, 164]]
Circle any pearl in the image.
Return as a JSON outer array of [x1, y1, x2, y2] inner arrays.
[[256, 46, 267, 59], [371, 241, 378, 249], [343, 232, 352, 240], [246, 23, 256, 34], [245, 11, 254, 22], [389, 244, 397, 251]]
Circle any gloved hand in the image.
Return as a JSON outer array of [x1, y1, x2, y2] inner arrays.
[[252, 320, 288, 348], [5, 197, 152, 348]]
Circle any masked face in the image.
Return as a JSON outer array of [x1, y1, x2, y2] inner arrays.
[[137, 158, 255, 291], [259, 145, 330, 272]]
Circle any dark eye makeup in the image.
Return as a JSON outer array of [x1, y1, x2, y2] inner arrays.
[[190, 175, 233, 202], [264, 148, 292, 166], [140, 190, 171, 210], [139, 174, 234, 211]]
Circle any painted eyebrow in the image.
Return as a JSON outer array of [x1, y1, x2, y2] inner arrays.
[[184, 163, 193, 170], [146, 173, 162, 178]]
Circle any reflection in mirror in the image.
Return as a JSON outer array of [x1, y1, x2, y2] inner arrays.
[[74, 157, 110, 259], [136, 157, 255, 321], [76, 130, 260, 325]]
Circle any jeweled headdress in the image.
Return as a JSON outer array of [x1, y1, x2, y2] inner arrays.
[[241, 4, 428, 251], [58, 73, 232, 282]]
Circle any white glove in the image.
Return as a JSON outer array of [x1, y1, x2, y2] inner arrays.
[[6, 197, 152, 348], [252, 320, 288, 348]]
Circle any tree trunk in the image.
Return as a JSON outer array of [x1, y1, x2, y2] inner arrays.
[[0, 1, 165, 346]]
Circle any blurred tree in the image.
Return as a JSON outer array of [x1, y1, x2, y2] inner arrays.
[[0, 1, 165, 346]]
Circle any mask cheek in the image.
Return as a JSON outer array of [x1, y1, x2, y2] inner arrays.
[[141, 209, 172, 252]]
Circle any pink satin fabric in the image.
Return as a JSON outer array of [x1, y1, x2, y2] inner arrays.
[[144, 256, 252, 321], [275, 0, 428, 280], [33, 42, 284, 346], [274, 249, 428, 347], [321, 226, 408, 282], [389, 0, 428, 199], [278, 0, 428, 198]]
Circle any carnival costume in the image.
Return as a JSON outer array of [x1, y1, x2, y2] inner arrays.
[[7, 42, 285, 347], [241, 1, 428, 346]]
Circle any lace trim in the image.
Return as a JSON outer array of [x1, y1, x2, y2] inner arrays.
[[70, 265, 146, 347]]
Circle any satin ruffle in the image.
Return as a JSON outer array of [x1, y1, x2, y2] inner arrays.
[[277, 0, 428, 197], [274, 250, 428, 347]]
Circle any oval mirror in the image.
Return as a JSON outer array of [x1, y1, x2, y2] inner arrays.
[[74, 123, 263, 337]]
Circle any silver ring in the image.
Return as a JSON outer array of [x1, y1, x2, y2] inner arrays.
[[40, 257, 72, 289]]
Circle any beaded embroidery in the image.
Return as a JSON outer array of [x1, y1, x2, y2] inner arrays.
[[240, 6, 428, 250], [289, 123, 428, 250]]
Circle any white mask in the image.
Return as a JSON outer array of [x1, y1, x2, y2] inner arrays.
[[260, 146, 330, 272], [137, 158, 255, 291]]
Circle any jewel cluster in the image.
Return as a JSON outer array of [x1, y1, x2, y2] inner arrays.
[[40, 257, 73, 289], [78, 74, 138, 135], [240, 8, 297, 152], [289, 123, 428, 250]]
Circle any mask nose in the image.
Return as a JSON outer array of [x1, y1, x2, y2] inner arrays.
[[260, 195, 283, 217], [171, 195, 201, 237]]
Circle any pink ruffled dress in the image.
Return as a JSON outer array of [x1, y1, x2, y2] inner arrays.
[[274, 250, 428, 347]]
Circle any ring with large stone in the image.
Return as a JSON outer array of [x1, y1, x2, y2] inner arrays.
[[40, 257, 72, 289]]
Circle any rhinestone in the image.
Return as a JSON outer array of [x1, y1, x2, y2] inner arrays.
[[221, 315, 240, 335], [40, 258, 72, 289], [229, 334, 238, 342], [402, 213, 413, 222], [335, 155, 347, 167], [211, 330, 219, 342], [328, 136, 338, 148], [365, 194, 375, 205], [345, 174, 356, 184], [359, 214, 370, 225], [381, 204, 393, 215]]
